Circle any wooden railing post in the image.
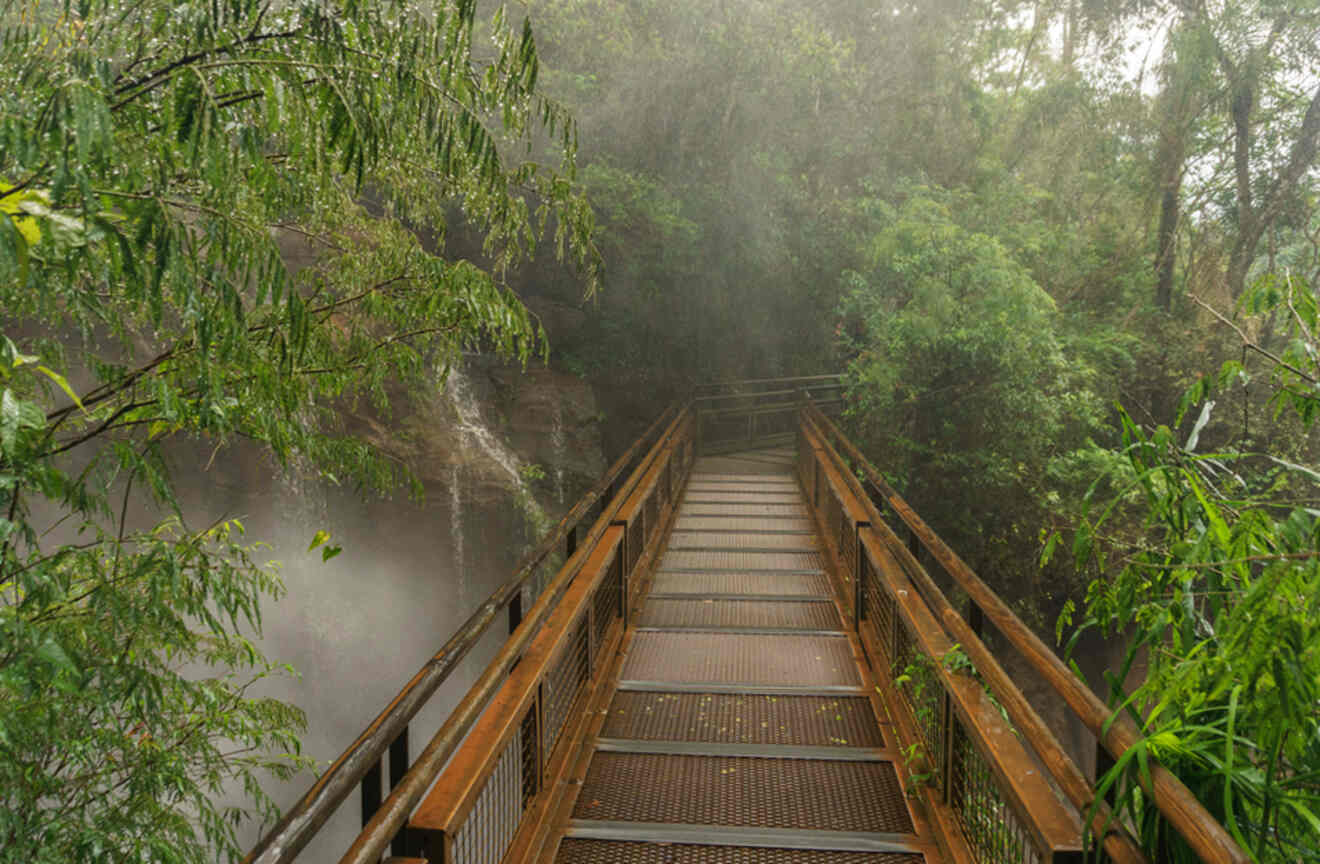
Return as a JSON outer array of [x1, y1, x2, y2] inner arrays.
[[967, 601, 984, 639], [360, 761, 381, 829], [388, 727, 409, 857], [508, 589, 523, 636]]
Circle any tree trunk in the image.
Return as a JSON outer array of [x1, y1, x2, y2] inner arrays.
[[1155, 174, 1181, 311], [1061, 0, 1078, 69]]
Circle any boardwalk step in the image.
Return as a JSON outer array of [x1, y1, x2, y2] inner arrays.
[[557, 836, 926, 861], [570, 753, 913, 833], [678, 502, 808, 517], [649, 570, 833, 597], [688, 473, 799, 483], [618, 682, 867, 696], [622, 632, 860, 687], [673, 517, 816, 533], [667, 532, 820, 551], [636, 598, 840, 631], [683, 494, 804, 505], [595, 739, 890, 761], [602, 691, 885, 748], [659, 548, 823, 572]]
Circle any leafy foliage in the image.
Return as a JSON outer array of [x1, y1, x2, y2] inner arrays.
[[1066, 277, 1320, 862], [0, 0, 594, 859], [837, 186, 1106, 609]]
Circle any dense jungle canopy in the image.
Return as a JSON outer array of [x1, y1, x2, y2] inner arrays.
[[1, 0, 1318, 861]]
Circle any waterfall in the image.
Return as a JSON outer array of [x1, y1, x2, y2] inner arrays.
[[551, 402, 566, 506], [444, 363, 551, 540], [450, 463, 465, 611]]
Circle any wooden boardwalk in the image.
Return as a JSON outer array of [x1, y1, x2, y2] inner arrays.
[[547, 447, 943, 863], [253, 386, 1241, 864]]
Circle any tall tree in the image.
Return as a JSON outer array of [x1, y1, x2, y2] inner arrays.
[[1153, 21, 1213, 310], [1185, 0, 1320, 297]]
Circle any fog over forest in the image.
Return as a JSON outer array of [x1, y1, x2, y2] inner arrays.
[[1, 0, 1318, 862]]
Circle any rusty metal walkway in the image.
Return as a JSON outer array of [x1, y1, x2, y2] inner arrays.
[[550, 445, 939, 863], [248, 379, 1251, 864]]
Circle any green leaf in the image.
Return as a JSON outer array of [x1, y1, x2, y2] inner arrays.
[[36, 637, 79, 679], [0, 388, 45, 454], [308, 530, 331, 552], [35, 365, 86, 414]]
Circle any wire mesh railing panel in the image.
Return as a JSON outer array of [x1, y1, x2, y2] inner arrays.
[[627, 516, 644, 576], [591, 552, 622, 671], [644, 488, 660, 550], [862, 550, 898, 662], [519, 704, 539, 810], [542, 616, 590, 760], [826, 490, 845, 563], [893, 617, 944, 791], [950, 717, 1044, 864], [450, 726, 524, 864], [837, 498, 858, 585], [658, 461, 672, 512]]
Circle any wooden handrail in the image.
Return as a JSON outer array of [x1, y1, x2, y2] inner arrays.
[[800, 410, 1147, 863], [803, 415, 1083, 860], [803, 403, 1252, 864], [692, 373, 843, 392], [337, 404, 693, 864], [409, 527, 625, 838], [242, 402, 682, 864], [694, 385, 842, 402]]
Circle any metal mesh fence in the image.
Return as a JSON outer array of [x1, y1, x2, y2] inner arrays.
[[793, 414, 1082, 864], [950, 717, 1043, 864], [861, 549, 898, 663], [450, 725, 524, 864], [644, 487, 660, 553], [519, 704, 539, 810], [429, 419, 699, 864], [592, 550, 622, 670], [892, 617, 944, 792], [658, 460, 672, 512], [628, 514, 644, 576], [543, 615, 590, 760]]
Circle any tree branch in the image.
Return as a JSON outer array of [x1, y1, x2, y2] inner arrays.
[[1187, 293, 1318, 385]]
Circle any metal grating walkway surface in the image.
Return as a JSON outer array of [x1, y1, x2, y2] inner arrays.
[[551, 449, 934, 864]]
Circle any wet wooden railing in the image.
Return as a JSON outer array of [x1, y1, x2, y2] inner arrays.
[[244, 403, 692, 864], [694, 374, 842, 453], [244, 379, 1250, 864], [400, 407, 695, 863], [798, 401, 1251, 864]]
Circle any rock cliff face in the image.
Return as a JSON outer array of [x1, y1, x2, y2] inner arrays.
[[187, 354, 606, 861], [347, 357, 604, 507]]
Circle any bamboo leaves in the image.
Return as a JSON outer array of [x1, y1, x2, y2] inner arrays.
[[1068, 332, 1320, 861]]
